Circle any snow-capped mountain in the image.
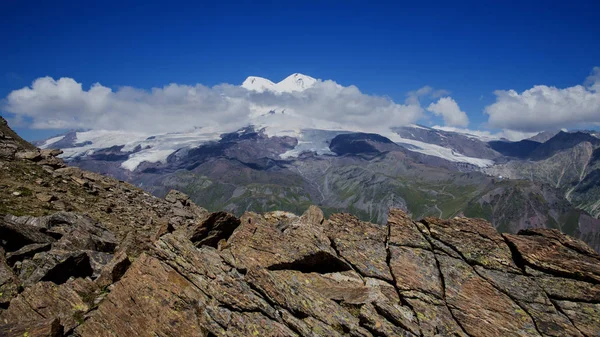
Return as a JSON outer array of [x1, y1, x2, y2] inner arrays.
[[45, 65, 600, 174], [40, 123, 498, 171], [36, 73, 500, 171], [36, 121, 600, 249], [242, 73, 317, 93]]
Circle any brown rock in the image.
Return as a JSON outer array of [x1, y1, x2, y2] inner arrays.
[[152, 219, 174, 240], [475, 265, 583, 336], [37, 156, 66, 169], [389, 245, 443, 298], [165, 189, 208, 218], [437, 254, 539, 336], [536, 276, 600, 303], [0, 142, 18, 160], [187, 211, 241, 247], [36, 192, 57, 202], [326, 213, 393, 281], [18, 250, 92, 286], [1, 278, 96, 332], [358, 302, 417, 336], [95, 251, 131, 288], [423, 217, 521, 272], [504, 232, 600, 283], [519, 228, 597, 256], [226, 210, 342, 271], [40, 149, 63, 158], [246, 267, 367, 334], [0, 214, 56, 252], [54, 166, 82, 177], [15, 150, 41, 161], [387, 209, 431, 249], [553, 300, 600, 336], [0, 317, 63, 337], [71, 176, 88, 186], [404, 297, 468, 336]]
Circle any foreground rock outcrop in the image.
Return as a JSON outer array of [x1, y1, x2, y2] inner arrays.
[[2, 204, 599, 336]]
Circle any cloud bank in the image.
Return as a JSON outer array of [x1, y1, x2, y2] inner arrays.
[[7, 68, 598, 138], [486, 67, 600, 132], [3, 76, 426, 135], [427, 97, 469, 127]]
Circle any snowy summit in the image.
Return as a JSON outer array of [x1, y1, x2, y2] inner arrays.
[[242, 73, 317, 93]]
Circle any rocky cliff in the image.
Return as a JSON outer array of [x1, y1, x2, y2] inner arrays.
[[1, 118, 600, 336]]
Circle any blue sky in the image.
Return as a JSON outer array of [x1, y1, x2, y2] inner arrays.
[[1, 1, 600, 140]]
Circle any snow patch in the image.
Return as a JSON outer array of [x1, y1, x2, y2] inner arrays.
[[121, 149, 176, 171], [60, 130, 149, 160], [39, 135, 66, 149], [58, 128, 221, 171], [386, 132, 494, 167], [407, 124, 431, 130], [431, 126, 501, 141], [279, 129, 350, 159]]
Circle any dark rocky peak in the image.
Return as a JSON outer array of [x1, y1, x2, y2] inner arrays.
[[488, 139, 541, 159], [159, 128, 297, 173], [527, 130, 561, 143], [219, 126, 261, 142], [529, 130, 600, 160], [329, 132, 400, 156]]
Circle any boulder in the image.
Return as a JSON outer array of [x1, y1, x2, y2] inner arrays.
[[35, 192, 57, 202], [40, 148, 63, 158], [15, 150, 41, 161], [187, 211, 241, 247], [95, 251, 131, 288], [1, 278, 96, 333]]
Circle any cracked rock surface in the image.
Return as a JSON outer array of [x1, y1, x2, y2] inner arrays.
[[3, 205, 598, 336]]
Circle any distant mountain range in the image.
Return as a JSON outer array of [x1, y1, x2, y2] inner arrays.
[[33, 74, 600, 251]]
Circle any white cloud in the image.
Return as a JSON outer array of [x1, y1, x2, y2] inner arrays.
[[485, 67, 600, 132], [405, 86, 450, 105], [426, 97, 469, 127], [3, 76, 424, 135]]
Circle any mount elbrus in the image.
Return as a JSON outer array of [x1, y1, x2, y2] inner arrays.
[[2, 117, 600, 336]]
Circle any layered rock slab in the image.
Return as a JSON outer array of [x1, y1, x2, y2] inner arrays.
[[1, 207, 600, 336]]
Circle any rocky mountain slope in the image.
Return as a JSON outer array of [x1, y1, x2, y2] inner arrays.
[[486, 132, 600, 218], [1, 117, 600, 336]]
